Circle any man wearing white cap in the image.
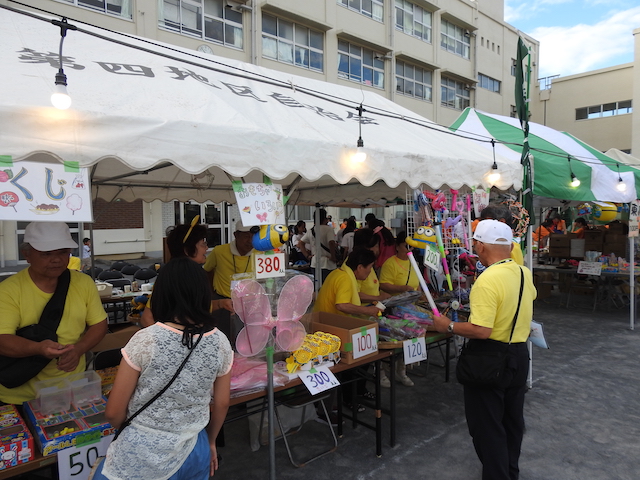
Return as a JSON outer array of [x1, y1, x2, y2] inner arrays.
[[0, 222, 107, 405], [203, 220, 256, 341], [434, 219, 536, 480]]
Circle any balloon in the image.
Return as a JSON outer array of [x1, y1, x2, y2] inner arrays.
[[592, 203, 618, 223]]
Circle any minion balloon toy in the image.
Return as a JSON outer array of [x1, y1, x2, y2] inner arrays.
[[252, 224, 289, 251], [406, 226, 437, 252], [592, 202, 618, 223]]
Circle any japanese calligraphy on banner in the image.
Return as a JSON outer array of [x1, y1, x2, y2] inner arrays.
[[472, 188, 489, 217], [0, 158, 92, 222], [629, 200, 640, 237], [233, 182, 285, 227]]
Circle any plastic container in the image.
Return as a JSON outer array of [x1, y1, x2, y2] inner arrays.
[[67, 371, 102, 408], [33, 377, 71, 416]]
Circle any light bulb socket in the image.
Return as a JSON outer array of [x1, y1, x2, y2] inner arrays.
[[491, 161, 498, 170], [54, 69, 68, 87], [357, 137, 364, 148]]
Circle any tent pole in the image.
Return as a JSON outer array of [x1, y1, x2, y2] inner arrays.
[[630, 237, 635, 330], [315, 205, 322, 292]]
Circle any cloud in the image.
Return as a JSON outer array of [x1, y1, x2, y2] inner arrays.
[[532, 7, 640, 77]]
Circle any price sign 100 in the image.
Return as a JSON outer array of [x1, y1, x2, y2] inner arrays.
[[352, 327, 378, 360]]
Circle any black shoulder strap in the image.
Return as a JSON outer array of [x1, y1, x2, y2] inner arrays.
[[508, 267, 525, 344], [39, 269, 71, 333]]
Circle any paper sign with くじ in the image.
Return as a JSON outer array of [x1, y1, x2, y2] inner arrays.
[[233, 181, 285, 227]]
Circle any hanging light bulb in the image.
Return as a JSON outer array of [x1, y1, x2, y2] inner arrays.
[[353, 136, 367, 162], [570, 172, 581, 187], [50, 18, 77, 110], [615, 163, 626, 192], [486, 139, 501, 184], [352, 104, 367, 163], [568, 156, 580, 187], [51, 69, 71, 110]]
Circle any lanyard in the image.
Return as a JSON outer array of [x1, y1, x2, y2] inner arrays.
[[232, 254, 251, 273]]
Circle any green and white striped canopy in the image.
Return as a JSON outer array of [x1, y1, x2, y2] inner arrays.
[[450, 108, 640, 203]]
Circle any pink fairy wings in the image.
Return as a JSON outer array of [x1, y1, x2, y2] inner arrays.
[[232, 275, 312, 357]]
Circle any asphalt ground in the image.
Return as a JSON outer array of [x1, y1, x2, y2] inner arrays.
[[7, 262, 640, 480]]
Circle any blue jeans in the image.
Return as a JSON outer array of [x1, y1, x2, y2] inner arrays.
[[92, 429, 210, 480]]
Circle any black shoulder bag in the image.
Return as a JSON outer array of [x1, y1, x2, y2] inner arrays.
[[0, 269, 71, 389], [456, 267, 524, 388]]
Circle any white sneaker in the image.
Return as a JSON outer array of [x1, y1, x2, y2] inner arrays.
[[397, 374, 414, 387], [380, 375, 391, 388]]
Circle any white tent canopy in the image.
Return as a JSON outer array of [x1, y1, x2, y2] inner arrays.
[[1, 6, 521, 204]]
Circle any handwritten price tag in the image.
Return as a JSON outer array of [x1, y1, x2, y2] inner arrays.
[[403, 337, 427, 365], [254, 252, 285, 279], [299, 365, 340, 395], [577, 261, 602, 276], [423, 243, 441, 271], [352, 327, 378, 360], [58, 434, 113, 480]]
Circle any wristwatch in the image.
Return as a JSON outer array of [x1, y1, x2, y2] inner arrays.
[[447, 322, 455, 333]]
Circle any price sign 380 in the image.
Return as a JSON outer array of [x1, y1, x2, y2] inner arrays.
[[254, 252, 285, 279]]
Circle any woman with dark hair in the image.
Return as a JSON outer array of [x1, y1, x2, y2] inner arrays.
[[96, 258, 233, 480], [572, 217, 588, 239], [313, 247, 384, 317], [372, 219, 396, 269], [339, 218, 358, 257], [352, 228, 391, 304], [140, 217, 232, 327]]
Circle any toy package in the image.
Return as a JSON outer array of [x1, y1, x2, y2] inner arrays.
[[23, 397, 115, 456], [0, 404, 34, 469]]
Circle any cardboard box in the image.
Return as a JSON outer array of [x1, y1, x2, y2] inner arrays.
[[548, 246, 571, 258], [0, 405, 34, 469], [92, 324, 140, 352], [603, 242, 627, 258], [548, 233, 573, 247], [306, 312, 379, 364], [605, 233, 627, 244], [584, 230, 604, 250], [570, 239, 585, 258], [24, 396, 115, 457]]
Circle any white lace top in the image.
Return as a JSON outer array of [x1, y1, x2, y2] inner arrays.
[[102, 323, 233, 480]]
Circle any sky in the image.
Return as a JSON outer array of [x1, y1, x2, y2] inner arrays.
[[505, 0, 640, 78]]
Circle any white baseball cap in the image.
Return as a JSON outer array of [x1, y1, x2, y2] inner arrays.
[[235, 220, 253, 233], [24, 222, 78, 251], [473, 219, 512, 246]]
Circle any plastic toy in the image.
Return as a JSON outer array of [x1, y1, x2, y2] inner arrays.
[[592, 202, 618, 222], [405, 226, 437, 251], [252, 224, 289, 251], [232, 275, 312, 357], [434, 225, 453, 291]]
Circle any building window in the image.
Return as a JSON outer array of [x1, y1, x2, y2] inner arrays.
[[161, 0, 243, 49], [576, 100, 633, 120], [395, 0, 432, 43], [440, 20, 470, 59], [511, 58, 517, 76], [396, 60, 432, 101], [60, 0, 131, 18], [510, 105, 517, 118], [337, 39, 385, 89], [338, 0, 384, 22], [441, 76, 470, 110], [262, 14, 324, 72], [478, 73, 500, 93]]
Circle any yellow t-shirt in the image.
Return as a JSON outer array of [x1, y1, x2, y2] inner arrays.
[[0, 269, 107, 404], [67, 256, 81, 271], [357, 268, 380, 297], [379, 256, 419, 293], [510, 241, 524, 266], [203, 242, 253, 298], [313, 267, 360, 316], [468, 260, 537, 343]]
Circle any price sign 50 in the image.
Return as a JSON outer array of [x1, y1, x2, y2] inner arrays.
[[351, 327, 378, 360], [254, 252, 285, 279]]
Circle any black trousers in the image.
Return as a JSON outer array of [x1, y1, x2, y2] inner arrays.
[[463, 341, 529, 480]]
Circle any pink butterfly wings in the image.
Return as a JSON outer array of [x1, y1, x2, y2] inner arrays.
[[232, 275, 313, 356]]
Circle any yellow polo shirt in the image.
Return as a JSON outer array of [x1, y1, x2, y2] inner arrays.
[[203, 242, 254, 298], [357, 268, 380, 297], [379, 256, 419, 292], [468, 260, 536, 343], [313, 268, 360, 315], [0, 269, 107, 404]]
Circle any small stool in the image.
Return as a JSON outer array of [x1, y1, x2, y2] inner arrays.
[[273, 391, 337, 467]]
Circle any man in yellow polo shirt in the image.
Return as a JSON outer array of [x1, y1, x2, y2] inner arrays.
[[434, 220, 536, 480], [204, 221, 257, 341], [0, 222, 107, 404]]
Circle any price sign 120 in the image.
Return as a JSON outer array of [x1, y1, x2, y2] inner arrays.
[[403, 337, 427, 365], [254, 252, 285, 279], [352, 327, 378, 360], [299, 365, 340, 395]]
